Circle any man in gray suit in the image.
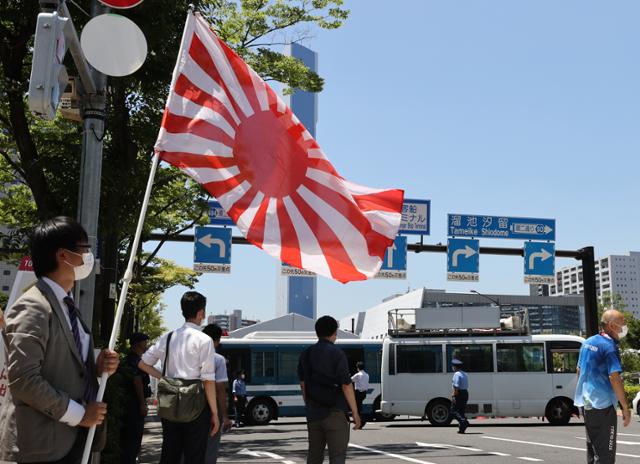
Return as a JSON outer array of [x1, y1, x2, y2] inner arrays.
[[0, 216, 119, 463]]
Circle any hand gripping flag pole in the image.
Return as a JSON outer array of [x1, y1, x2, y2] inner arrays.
[[80, 153, 160, 463]]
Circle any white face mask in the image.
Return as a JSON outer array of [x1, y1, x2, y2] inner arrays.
[[619, 324, 629, 339], [65, 250, 95, 281]]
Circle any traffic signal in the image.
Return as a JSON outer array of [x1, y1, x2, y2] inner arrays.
[[28, 12, 71, 120]]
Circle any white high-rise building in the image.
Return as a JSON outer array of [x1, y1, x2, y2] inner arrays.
[[548, 251, 640, 315]]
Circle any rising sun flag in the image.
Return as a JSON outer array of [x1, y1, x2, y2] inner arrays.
[[154, 12, 404, 283]]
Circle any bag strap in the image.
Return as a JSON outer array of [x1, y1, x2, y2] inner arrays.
[[162, 331, 174, 377]]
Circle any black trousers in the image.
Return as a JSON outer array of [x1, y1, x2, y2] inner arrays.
[[584, 406, 617, 464], [451, 390, 469, 429], [234, 395, 247, 424], [21, 429, 88, 464], [355, 391, 367, 418], [160, 408, 211, 464], [121, 402, 146, 464]]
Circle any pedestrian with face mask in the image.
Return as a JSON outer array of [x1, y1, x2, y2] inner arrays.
[[574, 308, 630, 464], [0, 216, 119, 463], [232, 369, 247, 427]]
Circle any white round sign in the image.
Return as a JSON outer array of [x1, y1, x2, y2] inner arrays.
[[81, 14, 147, 77]]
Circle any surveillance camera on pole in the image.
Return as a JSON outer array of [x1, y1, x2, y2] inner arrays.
[[28, 12, 71, 120]]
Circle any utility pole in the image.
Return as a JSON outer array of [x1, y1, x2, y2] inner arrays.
[[71, 0, 108, 326]]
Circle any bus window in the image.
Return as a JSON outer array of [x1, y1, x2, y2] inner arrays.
[[497, 343, 545, 372], [397, 345, 443, 373], [252, 351, 277, 383], [446, 344, 493, 373], [389, 343, 396, 375], [342, 348, 365, 375], [551, 351, 579, 373], [364, 348, 382, 383], [278, 349, 303, 384], [546, 341, 581, 374]]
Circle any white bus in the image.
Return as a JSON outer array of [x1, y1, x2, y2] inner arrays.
[[381, 309, 584, 426], [219, 333, 389, 425]]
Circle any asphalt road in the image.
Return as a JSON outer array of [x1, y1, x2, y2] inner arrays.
[[140, 415, 640, 463]]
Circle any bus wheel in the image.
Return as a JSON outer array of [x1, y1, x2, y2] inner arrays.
[[545, 398, 571, 425], [426, 399, 452, 426], [247, 398, 274, 426], [373, 396, 396, 421]]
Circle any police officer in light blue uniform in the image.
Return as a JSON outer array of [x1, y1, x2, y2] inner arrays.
[[451, 358, 469, 434]]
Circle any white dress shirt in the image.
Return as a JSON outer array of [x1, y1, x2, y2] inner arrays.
[[351, 370, 370, 392], [41, 277, 91, 427], [214, 352, 228, 383], [142, 322, 216, 381]]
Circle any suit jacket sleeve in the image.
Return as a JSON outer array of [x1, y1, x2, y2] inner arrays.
[[5, 296, 70, 420]]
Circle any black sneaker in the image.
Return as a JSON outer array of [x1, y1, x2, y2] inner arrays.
[[458, 423, 468, 434]]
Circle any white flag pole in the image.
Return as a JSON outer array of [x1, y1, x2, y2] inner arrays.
[[81, 152, 161, 464]]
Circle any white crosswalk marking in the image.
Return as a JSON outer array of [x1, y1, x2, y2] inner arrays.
[[518, 458, 543, 462], [349, 443, 438, 464]]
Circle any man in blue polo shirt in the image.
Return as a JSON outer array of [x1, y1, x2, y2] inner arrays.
[[574, 309, 631, 464]]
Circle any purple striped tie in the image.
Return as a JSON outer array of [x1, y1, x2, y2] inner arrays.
[[63, 296, 96, 402]]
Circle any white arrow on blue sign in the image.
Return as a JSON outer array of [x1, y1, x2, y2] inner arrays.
[[447, 238, 479, 282], [448, 214, 555, 241], [523, 242, 555, 284], [376, 236, 407, 279], [194, 226, 232, 273]]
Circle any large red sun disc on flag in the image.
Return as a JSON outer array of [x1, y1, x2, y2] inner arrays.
[[98, 0, 144, 8]]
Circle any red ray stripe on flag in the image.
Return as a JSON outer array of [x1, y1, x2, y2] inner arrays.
[[174, 74, 238, 129], [303, 178, 393, 259], [201, 176, 244, 199], [290, 192, 366, 283], [353, 189, 404, 213], [276, 199, 302, 268], [308, 158, 340, 177], [226, 187, 259, 223], [161, 112, 235, 147], [160, 152, 238, 169], [189, 33, 244, 120], [246, 197, 270, 248], [217, 39, 263, 115]]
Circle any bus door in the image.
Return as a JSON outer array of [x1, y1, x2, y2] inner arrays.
[[446, 343, 495, 417], [495, 341, 549, 416], [546, 341, 581, 396], [341, 346, 365, 377]]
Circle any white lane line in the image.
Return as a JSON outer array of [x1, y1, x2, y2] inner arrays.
[[489, 452, 511, 457], [349, 443, 438, 464], [485, 436, 640, 459], [518, 458, 543, 462], [484, 436, 584, 452], [416, 442, 483, 452], [575, 436, 640, 453], [621, 433, 640, 437]]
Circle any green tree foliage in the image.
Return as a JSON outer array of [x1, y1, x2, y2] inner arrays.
[[0, 0, 349, 345]]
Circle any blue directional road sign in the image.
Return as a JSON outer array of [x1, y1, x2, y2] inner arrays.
[[208, 200, 234, 226], [448, 214, 555, 241], [194, 226, 232, 273], [523, 242, 555, 285], [376, 236, 407, 279], [447, 238, 480, 282], [399, 199, 431, 235]]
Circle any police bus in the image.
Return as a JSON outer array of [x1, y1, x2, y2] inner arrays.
[[380, 307, 584, 426], [218, 332, 389, 425]]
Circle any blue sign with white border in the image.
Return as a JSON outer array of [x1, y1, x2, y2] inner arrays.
[[208, 200, 234, 226], [447, 214, 555, 241], [376, 236, 407, 279], [523, 242, 555, 284], [194, 226, 232, 273], [399, 199, 430, 235], [447, 238, 479, 282]]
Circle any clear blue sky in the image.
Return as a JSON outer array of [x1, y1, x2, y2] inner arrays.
[[149, 0, 640, 331]]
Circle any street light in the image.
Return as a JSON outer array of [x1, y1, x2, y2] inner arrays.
[[470, 289, 500, 307]]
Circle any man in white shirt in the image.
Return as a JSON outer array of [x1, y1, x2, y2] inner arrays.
[[351, 362, 370, 426], [138, 291, 219, 464], [203, 323, 233, 463], [0, 216, 119, 463]]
